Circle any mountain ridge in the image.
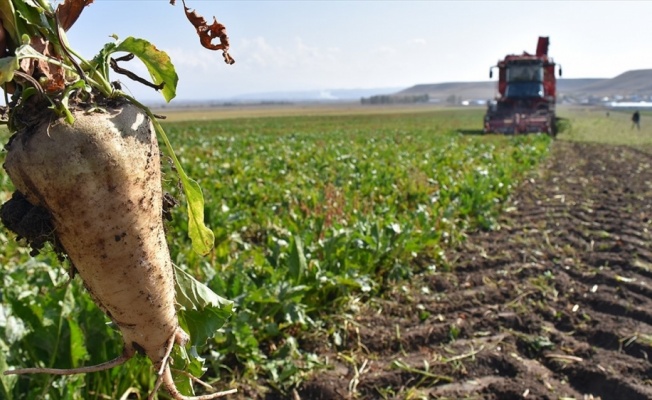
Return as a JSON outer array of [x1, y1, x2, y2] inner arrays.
[[396, 69, 652, 101]]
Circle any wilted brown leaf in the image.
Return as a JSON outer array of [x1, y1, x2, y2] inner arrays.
[[56, 0, 94, 32], [180, 0, 235, 64], [20, 38, 65, 93]]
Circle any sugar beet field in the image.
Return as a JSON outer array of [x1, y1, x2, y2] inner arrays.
[[2, 106, 652, 400]]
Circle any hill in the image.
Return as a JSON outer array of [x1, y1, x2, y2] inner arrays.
[[566, 70, 652, 97], [398, 81, 495, 101], [395, 69, 652, 102]]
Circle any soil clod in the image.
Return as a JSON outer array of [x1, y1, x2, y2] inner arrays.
[[1, 191, 59, 256]]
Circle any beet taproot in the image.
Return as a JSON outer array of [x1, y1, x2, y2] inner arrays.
[[2, 101, 234, 399]]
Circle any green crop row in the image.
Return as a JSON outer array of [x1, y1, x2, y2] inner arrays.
[[0, 108, 551, 398]]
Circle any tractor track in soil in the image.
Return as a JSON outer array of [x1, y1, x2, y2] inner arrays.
[[292, 140, 652, 400]]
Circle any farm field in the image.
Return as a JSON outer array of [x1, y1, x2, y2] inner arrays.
[[1, 105, 652, 399], [296, 107, 652, 400]]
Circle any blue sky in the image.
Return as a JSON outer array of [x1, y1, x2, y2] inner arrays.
[[64, 1, 652, 102]]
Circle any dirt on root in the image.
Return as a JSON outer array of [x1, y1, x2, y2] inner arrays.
[[291, 140, 652, 400], [0, 191, 62, 257]]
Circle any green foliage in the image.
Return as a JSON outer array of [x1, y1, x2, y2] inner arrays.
[[174, 264, 233, 348], [92, 36, 179, 102], [0, 108, 552, 397], [160, 109, 550, 390], [114, 37, 178, 102], [150, 116, 216, 256]]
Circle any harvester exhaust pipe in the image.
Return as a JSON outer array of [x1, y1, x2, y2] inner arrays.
[[536, 36, 549, 57]]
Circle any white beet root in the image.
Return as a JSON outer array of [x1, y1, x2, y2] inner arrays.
[[2, 102, 232, 399]]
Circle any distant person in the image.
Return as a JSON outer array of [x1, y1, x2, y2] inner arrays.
[[632, 110, 641, 130]]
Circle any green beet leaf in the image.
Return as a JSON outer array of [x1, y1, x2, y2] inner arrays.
[[67, 318, 89, 368], [174, 264, 233, 348], [0, 55, 18, 85], [288, 235, 307, 282], [149, 116, 215, 255], [0, 339, 17, 400], [184, 177, 216, 256], [0, 0, 18, 45], [114, 37, 178, 102]]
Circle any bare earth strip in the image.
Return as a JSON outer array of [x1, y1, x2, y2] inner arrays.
[[293, 140, 652, 400]]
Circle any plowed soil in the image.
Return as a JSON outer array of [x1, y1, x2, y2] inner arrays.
[[296, 140, 652, 400]]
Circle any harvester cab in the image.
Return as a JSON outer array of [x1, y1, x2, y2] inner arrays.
[[484, 37, 561, 136]]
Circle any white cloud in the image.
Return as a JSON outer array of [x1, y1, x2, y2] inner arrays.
[[239, 36, 291, 68], [165, 47, 220, 71], [373, 46, 398, 57], [409, 38, 427, 45], [235, 36, 341, 72]]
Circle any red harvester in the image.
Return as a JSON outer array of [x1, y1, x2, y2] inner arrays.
[[484, 36, 561, 136]]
